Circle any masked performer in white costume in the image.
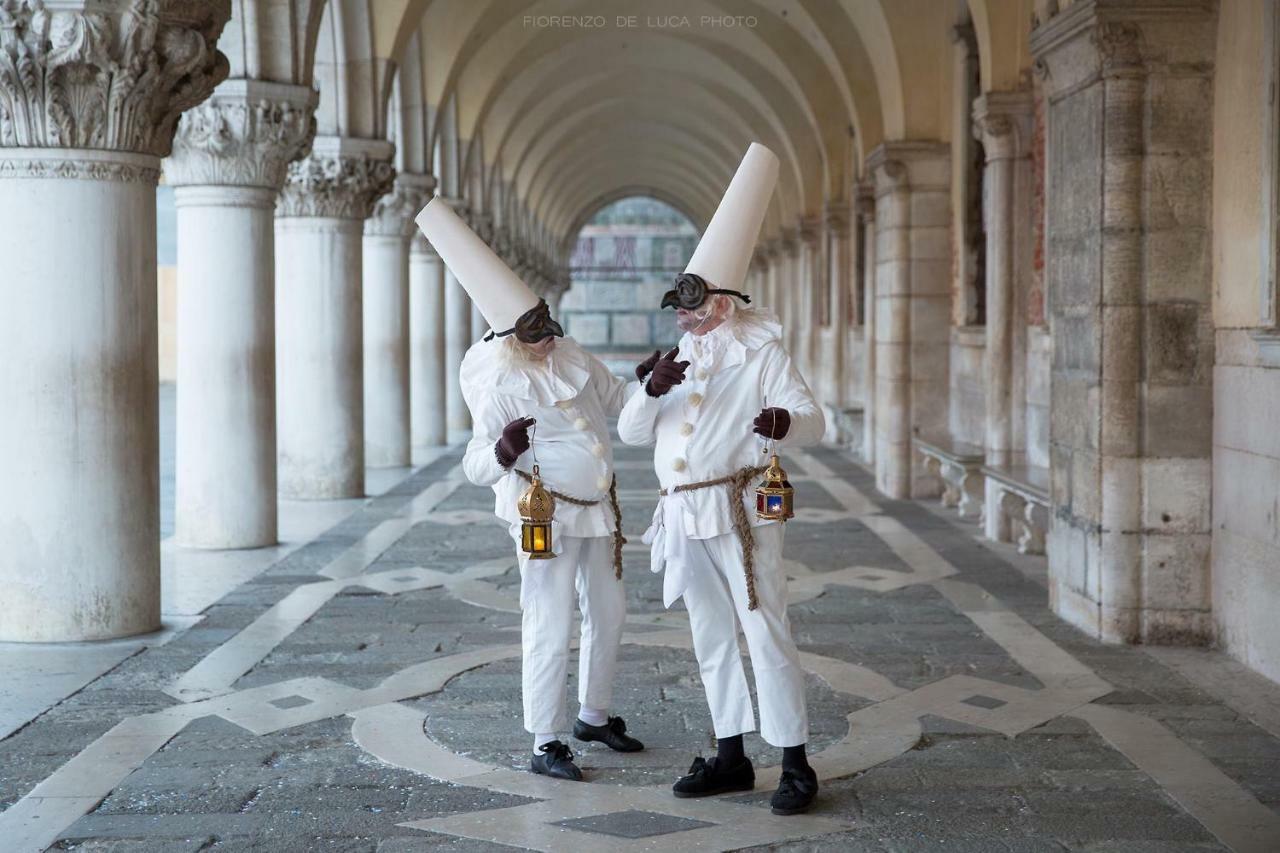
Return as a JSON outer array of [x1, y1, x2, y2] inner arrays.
[[415, 198, 648, 782], [617, 144, 824, 814]]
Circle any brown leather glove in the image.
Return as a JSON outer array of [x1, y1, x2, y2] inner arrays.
[[495, 416, 535, 468], [753, 407, 791, 440], [645, 347, 690, 397], [635, 349, 661, 382]]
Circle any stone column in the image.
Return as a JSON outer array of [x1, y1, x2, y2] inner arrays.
[[779, 230, 800, 354], [1032, 2, 1216, 644], [470, 212, 494, 342], [410, 232, 449, 450], [867, 143, 951, 499], [440, 199, 473, 433], [0, 1, 228, 641], [276, 136, 395, 498], [856, 183, 877, 464], [974, 93, 1035, 540], [164, 80, 316, 549], [362, 173, 433, 468], [797, 217, 823, 380], [825, 202, 852, 411], [762, 240, 782, 315]]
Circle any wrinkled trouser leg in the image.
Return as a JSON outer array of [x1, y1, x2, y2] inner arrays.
[[575, 536, 626, 713], [682, 535, 756, 739], [683, 524, 809, 747], [712, 523, 808, 747], [519, 536, 582, 735]]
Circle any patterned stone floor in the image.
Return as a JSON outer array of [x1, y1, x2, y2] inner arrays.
[[3, 435, 1280, 852]]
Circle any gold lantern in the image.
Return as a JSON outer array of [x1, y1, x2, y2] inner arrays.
[[756, 454, 795, 521], [518, 464, 556, 558]]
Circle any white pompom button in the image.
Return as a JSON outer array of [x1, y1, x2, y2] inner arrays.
[[672, 458, 687, 472], [596, 475, 610, 491], [688, 392, 704, 407], [695, 369, 709, 381], [556, 399, 573, 409], [680, 422, 694, 437], [573, 417, 589, 430], [591, 442, 605, 458]]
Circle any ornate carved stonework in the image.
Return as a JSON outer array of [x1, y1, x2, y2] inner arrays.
[[277, 139, 395, 220], [973, 91, 1034, 162], [0, 0, 230, 157], [365, 172, 435, 237], [164, 81, 317, 189], [824, 201, 850, 234], [0, 149, 159, 183]]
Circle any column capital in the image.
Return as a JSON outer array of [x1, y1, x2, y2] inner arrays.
[[164, 80, 318, 190], [0, 0, 229, 158], [972, 91, 1035, 162], [277, 136, 395, 220], [823, 201, 851, 233], [366, 171, 435, 238], [797, 215, 822, 248], [854, 181, 876, 220], [1029, 0, 1215, 96], [865, 141, 949, 195], [779, 228, 800, 257]]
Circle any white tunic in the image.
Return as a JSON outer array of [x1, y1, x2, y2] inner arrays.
[[616, 310, 824, 606], [460, 337, 637, 538]]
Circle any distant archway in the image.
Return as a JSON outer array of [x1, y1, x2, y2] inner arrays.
[[560, 196, 698, 361]]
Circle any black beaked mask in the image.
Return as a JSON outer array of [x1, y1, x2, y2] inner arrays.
[[660, 272, 751, 310], [485, 298, 564, 344]]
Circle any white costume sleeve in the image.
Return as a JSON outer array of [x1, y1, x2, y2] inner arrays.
[[587, 352, 640, 418], [761, 341, 825, 448], [461, 390, 517, 487], [617, 387, 661, 447]]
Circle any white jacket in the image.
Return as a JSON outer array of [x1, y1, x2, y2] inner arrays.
[[460, 337, 638, 537], [617, 309, 824, 541]]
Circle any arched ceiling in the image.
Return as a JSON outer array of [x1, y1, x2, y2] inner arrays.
[[323, 0, 1027, 264]]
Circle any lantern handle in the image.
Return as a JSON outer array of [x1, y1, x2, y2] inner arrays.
[[527, 415, 538, 467]]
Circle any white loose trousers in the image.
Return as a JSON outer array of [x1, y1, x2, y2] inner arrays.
[[516, 532, 626, 735], [681, 522, 809, 748]]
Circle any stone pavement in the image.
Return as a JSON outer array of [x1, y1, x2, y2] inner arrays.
[[2, 439, 1280, 852]]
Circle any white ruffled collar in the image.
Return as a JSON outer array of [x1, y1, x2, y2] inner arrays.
[[680, 308, 782, 370], [459, 336, 593, 406]]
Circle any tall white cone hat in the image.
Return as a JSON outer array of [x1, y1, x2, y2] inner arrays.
[[414, 197, 540, 335], [684, 142, 779, 293]]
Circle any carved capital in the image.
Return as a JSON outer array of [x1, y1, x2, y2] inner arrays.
[[0, 0, 230, 158], [797, 216, 822, 248], [824, 201, 850, 233], [164, 79, 317, 189], [854, 181, 876, 220], [365, 171, 435, 237], [1093, 21, 1143, 75], [973, 91, 1034, 162], [276, 136, 395, 220]]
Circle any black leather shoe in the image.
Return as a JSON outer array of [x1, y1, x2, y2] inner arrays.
[[770, 765, 819, 815], [531, 741, 583, 781], [672, 755, 755, 798], [573, 716, 644, 752]]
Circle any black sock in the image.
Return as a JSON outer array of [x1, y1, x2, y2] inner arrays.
[[782, 744, 810, 772], [715, 734, 745, 766]]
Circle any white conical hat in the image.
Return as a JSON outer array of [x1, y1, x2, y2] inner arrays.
[[684, 142, 779, 293], [414, 197, 539, 333]]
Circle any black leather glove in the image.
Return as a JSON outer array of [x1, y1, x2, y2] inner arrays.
[[635, 349, 661, 382], [645, 347, 690, 397], [495, 416, 535, 468], [753, 407, 791, 440]]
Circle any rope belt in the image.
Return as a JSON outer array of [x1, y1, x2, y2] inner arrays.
[[659, 464, 769, 610], [514, 470, 626, 579]]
